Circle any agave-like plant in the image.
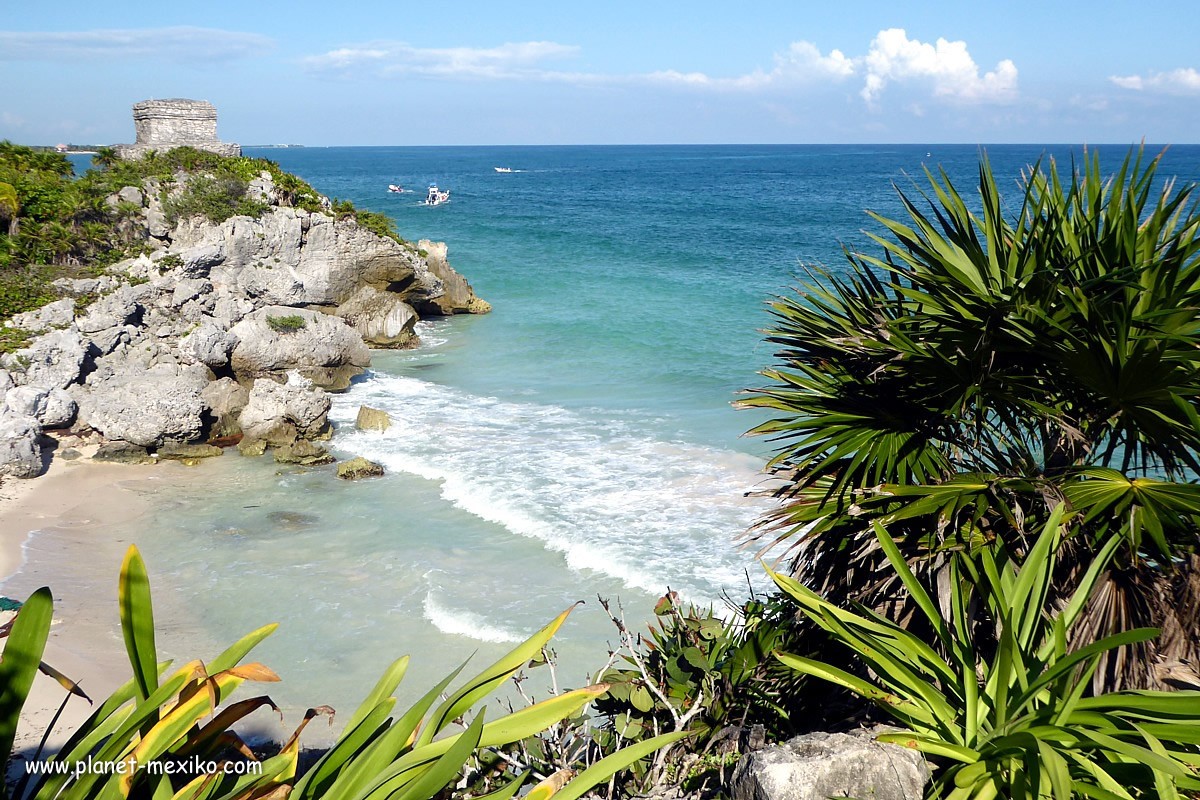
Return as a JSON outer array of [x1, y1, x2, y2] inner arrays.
[[770, 507, 1200, 799], [0, 546, 679, 800], [741, 148, 1200, 689]]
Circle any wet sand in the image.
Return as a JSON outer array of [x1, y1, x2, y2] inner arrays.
[[0, 453, 192, 755]]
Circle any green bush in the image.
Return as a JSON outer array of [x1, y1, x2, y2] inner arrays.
[[771, 508, 1200, 799], [162, 175, 269, 225], [266, 314, 307, 334], [0, 267, 56, 319]]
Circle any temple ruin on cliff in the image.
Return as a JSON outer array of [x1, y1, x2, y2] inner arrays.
[[113, 99, 240, 160]]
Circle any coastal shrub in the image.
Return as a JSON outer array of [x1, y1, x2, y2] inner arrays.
[[266, 314, 306, 333], [0, 267, 56, 319], [352, 209, 407, 246], [740, 148, 1200, 689], [770, 507, 1200, 799], [161, 174, 269, 225], [593, 591, 808, 764], [0, 548, 679, 799]]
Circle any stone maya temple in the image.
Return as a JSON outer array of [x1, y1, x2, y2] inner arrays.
[[114, 99, 240, 159]]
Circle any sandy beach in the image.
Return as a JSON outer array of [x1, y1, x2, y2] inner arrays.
[[0, 451, 193, 757]]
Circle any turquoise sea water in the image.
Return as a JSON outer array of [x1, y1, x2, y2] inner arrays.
[[38, 144, 1200, 728]]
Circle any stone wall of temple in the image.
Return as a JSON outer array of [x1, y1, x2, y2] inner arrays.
[[114, 99, 240, 159]]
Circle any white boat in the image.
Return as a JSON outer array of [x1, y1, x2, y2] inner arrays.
[[493, 166, 513, 173], [424, 184, 450, 206], [387, 184, 405, 193]]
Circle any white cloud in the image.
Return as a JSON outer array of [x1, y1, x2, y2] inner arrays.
[[0, 26, 272, 62], [304, 38, 855, 89], [860, 28, 1017, 105], [1110, 67, 1200, 95], [302, 41, 580, 80], [645, 42, 854, 89], [302, 30, 1017, 109]]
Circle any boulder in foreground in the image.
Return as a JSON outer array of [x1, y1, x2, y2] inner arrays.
[[355, 405, 391, 431], [730, 729, 929, 800], [229, 306, 370, 391], [337, 457, 384, 480], [0, 412, 45, 478]]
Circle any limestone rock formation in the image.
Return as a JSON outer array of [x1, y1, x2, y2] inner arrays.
[[201, 377, 249, 440], [355, 405, 391, 431], [273, 439, 335, 466], [9, 298, 76, 332], [730, 729, 929, 800], [3, 149, 492, 479], [0, 412, 44, 478], [180, 322, 238, 368], [337, 457, 384, 479], [415, 240, 491, 315], [336, 286, 419, 348], [71, 364, 211, 447], [4, 386, 77, 429], [1, 329, 88, 390], [229, 306, 370, 390], [237, 373, 331, 450], [170, 208, 443, 308]]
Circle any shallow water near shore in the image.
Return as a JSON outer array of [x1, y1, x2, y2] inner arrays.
[[15, 144, 1200, 735]]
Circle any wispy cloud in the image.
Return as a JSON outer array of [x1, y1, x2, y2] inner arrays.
[[1110, 67, 1200, 95], [302, 41, 580, 79], [643, 42, 855, 89], [304, 38, 855, 89], [0, 26, 273, 62], [861, 29, 1018, 106], [302, 30, 1016, 108]]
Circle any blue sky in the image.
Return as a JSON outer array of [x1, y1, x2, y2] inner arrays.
[[2, 1, 1199, 145]]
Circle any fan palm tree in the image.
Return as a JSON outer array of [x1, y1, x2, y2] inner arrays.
[[91, 146, 119, 170], [740, 148, 1200, 690]]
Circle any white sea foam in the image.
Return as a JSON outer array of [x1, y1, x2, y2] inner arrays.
[[412, 320, 450, 349], [330, 372, 769, 606], [422, 591, 524, 643]]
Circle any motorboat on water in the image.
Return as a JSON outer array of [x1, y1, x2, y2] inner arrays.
[[493, 166, 513, 173], [387, 184, 405, 193], [424, 184, 450, 205]]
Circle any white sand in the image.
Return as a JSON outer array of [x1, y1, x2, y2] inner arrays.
[[0, 450, 189, 756]]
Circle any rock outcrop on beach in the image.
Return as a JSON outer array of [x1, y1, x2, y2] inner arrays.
[[0, 167, 490, 477]]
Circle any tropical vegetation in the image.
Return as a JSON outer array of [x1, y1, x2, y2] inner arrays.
[[773, 507, 1200, 799], [0, 141, 410, 322], [740, 148, 1200, 691], [0, 546, 677, 800], [8, 144, 1200, 798]]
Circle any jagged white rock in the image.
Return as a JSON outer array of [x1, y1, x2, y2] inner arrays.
[[229, 305, 370, 390], [238, 372, 331, 446], [71, 363, 211, 447], [0, 411, 44, 478]]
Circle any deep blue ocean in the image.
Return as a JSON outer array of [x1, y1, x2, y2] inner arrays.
[[52, 144, 1200, 726]]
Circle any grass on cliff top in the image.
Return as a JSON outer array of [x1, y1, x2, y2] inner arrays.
[[0, 141, 411, 320]]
